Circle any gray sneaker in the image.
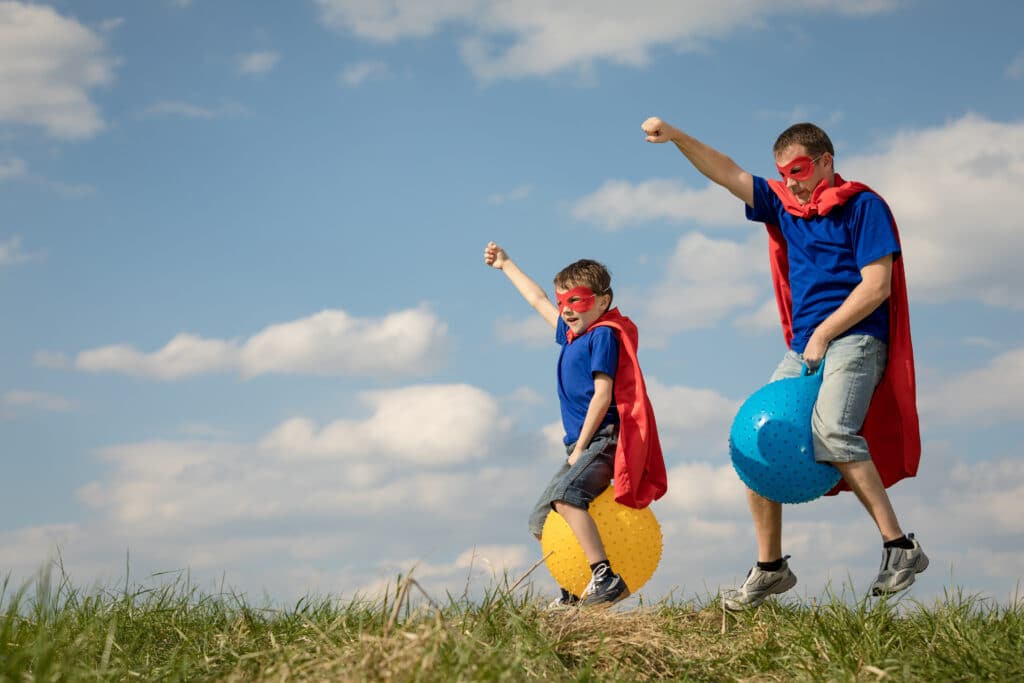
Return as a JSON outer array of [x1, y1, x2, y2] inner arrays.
[[722, 556, 797, 611], [871, 533, 929, 595]]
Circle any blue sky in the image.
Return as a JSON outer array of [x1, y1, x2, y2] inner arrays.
[[2, 0, 1023, 606]]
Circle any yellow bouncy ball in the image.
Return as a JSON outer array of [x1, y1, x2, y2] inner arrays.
[[540, 487, 663, 597]]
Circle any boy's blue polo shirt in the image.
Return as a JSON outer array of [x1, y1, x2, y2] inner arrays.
[[555, 318, 619, 445], [746, 176, 901, 353]]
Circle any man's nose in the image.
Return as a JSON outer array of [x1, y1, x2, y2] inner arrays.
[[785, 175, 799, 189]]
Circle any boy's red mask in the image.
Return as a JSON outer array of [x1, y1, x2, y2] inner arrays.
[[776, 155, 819, 181], [556, 286, 596, 313]]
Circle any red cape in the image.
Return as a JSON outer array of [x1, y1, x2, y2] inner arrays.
[[765, 176, 921, 493], [567, 308, 667, 508]]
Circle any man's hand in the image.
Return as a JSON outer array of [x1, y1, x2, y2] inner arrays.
[[803, 331, 831, 369], [642, 116, 681, 144], [484, 241, 508, 269]]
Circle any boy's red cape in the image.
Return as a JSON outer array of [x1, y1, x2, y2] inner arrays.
[[567, 308, 667, 508], [765, 176, 920, 494]]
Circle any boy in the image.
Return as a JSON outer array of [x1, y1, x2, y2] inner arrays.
[[483, 241, 666, 607]]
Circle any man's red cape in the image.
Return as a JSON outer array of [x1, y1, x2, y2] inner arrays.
[[567, 308, 667, 508], [765, 175, 920, 494]]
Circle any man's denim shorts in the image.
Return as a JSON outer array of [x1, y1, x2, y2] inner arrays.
[[527, 423, 617, 537], [769, 334, 887, 464]]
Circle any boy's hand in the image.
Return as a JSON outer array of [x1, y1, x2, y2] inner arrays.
[[642, 116, 680, 143], [484, 241, 508, 269]]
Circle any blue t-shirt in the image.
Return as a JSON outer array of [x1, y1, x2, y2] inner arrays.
[[746, 176, 901, 353], [555, 318, 620, 445]]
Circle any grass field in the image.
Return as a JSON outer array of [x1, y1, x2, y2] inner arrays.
[[3, 565, 1022, 682]]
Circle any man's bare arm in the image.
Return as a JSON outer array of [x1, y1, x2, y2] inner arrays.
[[642, 117, 755, 207]]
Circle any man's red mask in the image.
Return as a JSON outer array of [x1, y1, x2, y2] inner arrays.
[[555, 286, 596, 313], [776, 155, 820, 182]]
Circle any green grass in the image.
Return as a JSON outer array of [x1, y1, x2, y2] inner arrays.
[[2, 566, 1022, 682]]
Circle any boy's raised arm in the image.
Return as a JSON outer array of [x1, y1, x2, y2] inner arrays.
[[642, 116, 755, 208], [484, 241, 560, 329]]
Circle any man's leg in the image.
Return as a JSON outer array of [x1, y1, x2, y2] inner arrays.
[[747, 488, 783, 562], [813, 335, 928, 594], [832, 459, 902, 541]]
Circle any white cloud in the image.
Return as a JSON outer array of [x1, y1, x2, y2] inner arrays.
[[641, 232, 767, 337], [0, 2, 118, 138], [0, 156, 25, 180], [315, 0, 898, 81], [919, 347, 1024, 426], [237, 50, 280, 75], [0, 234, 32, 265], [492, 314, 553, 349], [260, 384, 505, 464], [843, 114, 1024, 308], [72, 306, 450, 380], [487, 184, 532, 205], [572, 178, 739, 230], [1005, 52, 1024, 79], [2, 390, 76, 414], [32, 350, 71, 369], [338, 59, 389, 86], [76, 333, 240, 380], [733, 298, 782, 335], [141, 100, 247, 119]]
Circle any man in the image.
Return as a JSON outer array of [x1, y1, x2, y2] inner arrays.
[[641, 117, 927, 609]]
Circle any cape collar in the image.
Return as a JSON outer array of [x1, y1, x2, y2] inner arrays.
[[767, 173, 871, 218]]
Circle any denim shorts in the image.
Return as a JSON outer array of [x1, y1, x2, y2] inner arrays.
[[769, 334, 887, 464], [527, 423, 617, 537]]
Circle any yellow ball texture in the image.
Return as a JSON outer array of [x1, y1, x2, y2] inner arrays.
[[540, 487, 663, 597]]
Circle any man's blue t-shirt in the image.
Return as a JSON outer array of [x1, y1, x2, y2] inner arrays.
[[745, 176, 901, 353], [556, 318, 619, 445]]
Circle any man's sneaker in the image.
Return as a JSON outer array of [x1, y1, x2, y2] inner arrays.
[[722, 556, 797, 611], [871, 533, 929, 596], [580, 564, 630, 607], [545, 591, 580, 611]]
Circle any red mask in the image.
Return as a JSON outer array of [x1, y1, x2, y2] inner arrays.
[[776, 155, 820, 181], [555, 286, 596, 313]]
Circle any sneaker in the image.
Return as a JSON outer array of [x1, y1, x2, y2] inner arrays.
[[580, 564, 630, 607], [545, 591, 580, 611], [871, 533, 929, 596], [722, 556, 797, 611]]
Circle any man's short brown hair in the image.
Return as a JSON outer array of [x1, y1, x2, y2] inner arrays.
[[773, 122, 835, 158]]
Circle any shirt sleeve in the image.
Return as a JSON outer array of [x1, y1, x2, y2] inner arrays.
[[588, 327, 619, 378], [745, 175, 782, 224], [850, 193, 901, 268], [556, 317, 568, 346]]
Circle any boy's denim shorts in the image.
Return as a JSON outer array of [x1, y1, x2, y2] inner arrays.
[[527, 423, 617, 537], [769, 334, 887, 464]]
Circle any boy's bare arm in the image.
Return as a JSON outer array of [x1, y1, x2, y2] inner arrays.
[[484, 241, 560, 329], [568, 372, 614, 466], [642, 116, 755, 208]]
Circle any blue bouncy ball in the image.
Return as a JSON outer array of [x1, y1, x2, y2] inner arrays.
[[729, 364, 842, 504]]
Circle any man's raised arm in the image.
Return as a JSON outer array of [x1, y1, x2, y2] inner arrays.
[[642, 117, 755, 208]]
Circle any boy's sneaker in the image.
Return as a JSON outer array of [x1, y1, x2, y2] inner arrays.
[[580, 564, 630, 607], [870, 533, 929, 595], [722, 556, 797, 611], [545, 591, 580, 611]]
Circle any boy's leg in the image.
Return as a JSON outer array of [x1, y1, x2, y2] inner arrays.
[[549, 425, 629, 606], [553, 501, 607, 563]]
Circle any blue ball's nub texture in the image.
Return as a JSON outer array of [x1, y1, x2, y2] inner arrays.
[[728, 368, 842, 504]]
